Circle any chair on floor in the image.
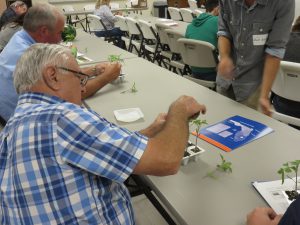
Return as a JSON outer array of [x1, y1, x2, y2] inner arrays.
[[177, 38, 218, 89], [138, 19, 160, 63], [188, 0, 198, 10], [271, 61, 300, 127], [155, 23, 173, 68], [179, 8, 194, 23], [164, 29, 185, 75], [115, 15, 130, 50], [62, 5, 85, 30], [86, 14, 117, 43], [126, 17, 144, 56], [168, 7, 182, 21]]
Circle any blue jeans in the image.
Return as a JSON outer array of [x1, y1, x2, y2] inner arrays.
[[191, 71, 216, 81], [95, 28, 124, 48]]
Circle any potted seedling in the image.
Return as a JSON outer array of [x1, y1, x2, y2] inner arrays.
[[181, 118, 207, 166], [206, 154, 233, 178], [108, 54, 125, 83], [278, 160, 300, 201]]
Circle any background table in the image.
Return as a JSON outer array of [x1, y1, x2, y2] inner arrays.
[[84, 49, 300, 225]]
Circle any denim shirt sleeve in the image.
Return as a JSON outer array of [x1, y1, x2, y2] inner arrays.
[[265, 0, 295, 58], [217, 0, 232, 40]]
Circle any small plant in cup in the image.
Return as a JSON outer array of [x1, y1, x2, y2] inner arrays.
[[190, 118, 207, 152], [278, 160, 300, 201], [107, 54, 124, 63]]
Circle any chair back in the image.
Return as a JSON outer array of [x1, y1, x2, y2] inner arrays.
[[194, 9, 204, 17], [126, 17, 141, 36], [83, 4, 95, 11], [168, 7, 182, 21], [87, 14, 106, 32], [62, 5, 75, 12], [179, 8, 194, 23], [138, 20, 157, 40], [115, 15, 129, 32], [272, 61, 300, 102], [155, 23, 171, 46], [188, 0, 198, 10], [164, 29, 184, 54], [271, 61, 300, 127], [177, 38, 218, 68]]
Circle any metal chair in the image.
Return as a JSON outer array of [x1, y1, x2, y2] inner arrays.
[[126, 17, 144, 56], [138, 19, 160, 63], [167, 7, 182, 21], [164, 29, 185, 74], [177, 38, 218, 89], [62, 5, 85, 30], [179, 8, 194, 23], [271, 61, 300, 127], [115, 15, 130, 50]]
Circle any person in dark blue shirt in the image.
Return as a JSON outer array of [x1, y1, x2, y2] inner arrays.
[[0, 1, 27, 30]]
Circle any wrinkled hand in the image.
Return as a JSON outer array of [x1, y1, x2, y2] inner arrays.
[[247, 207, 282, 225], [218, 56, 235, 80], [100, 62, 122, 82], [175, 95, 206, 119], [259, 97, 272, 116]]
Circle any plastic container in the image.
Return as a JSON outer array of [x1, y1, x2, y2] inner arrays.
[[181, 141, 205, 166]]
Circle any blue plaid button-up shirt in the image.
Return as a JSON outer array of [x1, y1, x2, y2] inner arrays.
[[0, 92, 148, 225]]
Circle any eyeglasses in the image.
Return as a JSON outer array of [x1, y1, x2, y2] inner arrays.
[[57, 66, 90, 86]]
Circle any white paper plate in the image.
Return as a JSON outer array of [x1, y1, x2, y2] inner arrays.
[[114, 108, 144, 122]]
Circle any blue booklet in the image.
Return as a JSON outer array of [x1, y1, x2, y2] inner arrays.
[[196, 115, 274, 152]]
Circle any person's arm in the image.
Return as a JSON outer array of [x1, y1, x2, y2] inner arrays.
[[247, 207, 282, 225], [81, 62, 121, 99], [217, 36, 234, 79], [259, 54, 280, 116], [133, 96, 206, 176], [259, 0, 295, 116]]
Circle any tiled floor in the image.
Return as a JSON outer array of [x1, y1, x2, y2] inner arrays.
[[132, 195, 170, 225]]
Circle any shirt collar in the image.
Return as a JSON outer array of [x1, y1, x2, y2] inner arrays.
[[18, 92, 66, 106]]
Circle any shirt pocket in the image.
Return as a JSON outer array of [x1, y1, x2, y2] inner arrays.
[[223, 12, 240, 37], [252, 22, 272, 46]]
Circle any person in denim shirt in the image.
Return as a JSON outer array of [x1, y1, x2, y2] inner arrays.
[[217, 0, 294, 115]]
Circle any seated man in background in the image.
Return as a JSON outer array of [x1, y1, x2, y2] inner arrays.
[[271, 16, 300, 129], [0, 1, 27, 30], [0, 3, 121, 124], [185, 0, 219, 81], [0, 43, 206, 224]]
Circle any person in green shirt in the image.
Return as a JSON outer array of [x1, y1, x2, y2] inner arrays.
[[185, 0, 219, 81]]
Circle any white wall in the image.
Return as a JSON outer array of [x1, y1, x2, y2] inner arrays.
[[295, 0, 300, 20]]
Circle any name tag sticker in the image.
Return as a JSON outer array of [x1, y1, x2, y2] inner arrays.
[[253, 34, 268, 46]]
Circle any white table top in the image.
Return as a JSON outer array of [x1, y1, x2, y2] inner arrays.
[[63, 7, 148, 16], [84, 57, 300, 225], [72, 29, 137, 65]]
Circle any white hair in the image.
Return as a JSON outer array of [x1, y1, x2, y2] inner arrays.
[[14, 43, 71, 94], [23, 3, 64, 32]]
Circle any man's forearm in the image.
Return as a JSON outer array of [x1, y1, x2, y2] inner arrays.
[[260, 54, 281, 99], [218, 36, 232, 59]]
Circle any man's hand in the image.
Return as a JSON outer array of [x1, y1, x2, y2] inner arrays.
[[99, 62, 122, 82], [172, 96, 206, 120], [218, 56, 235, 80], [247, 207, 282, 225], [259, 96, 272, 116], [140, 113, 167, 138]]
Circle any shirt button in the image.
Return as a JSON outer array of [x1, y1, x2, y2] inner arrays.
[[241, 43, 245, 46], [259, 28, 263, 32], [230, 20, 233, 24], [243, 27, 246, 31], [241, 55, 244, 59]]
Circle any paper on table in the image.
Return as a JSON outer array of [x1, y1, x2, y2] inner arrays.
[[252, 177, 300, 214], [114, 108, 144, 122]]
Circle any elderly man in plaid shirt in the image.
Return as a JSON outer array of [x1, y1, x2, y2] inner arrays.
[[0, 43, 206, 224]]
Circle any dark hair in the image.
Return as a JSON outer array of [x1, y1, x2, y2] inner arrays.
[[205, 0, 219, 12], [292, 16, 300, 32], [11, 12, 26, 26]]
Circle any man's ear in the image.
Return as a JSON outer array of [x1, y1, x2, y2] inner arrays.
[[43, 66, 60, 91]]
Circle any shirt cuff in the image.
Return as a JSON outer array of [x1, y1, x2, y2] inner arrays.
[[265, 47, 286, 59], [217, 31, 232, 39]]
